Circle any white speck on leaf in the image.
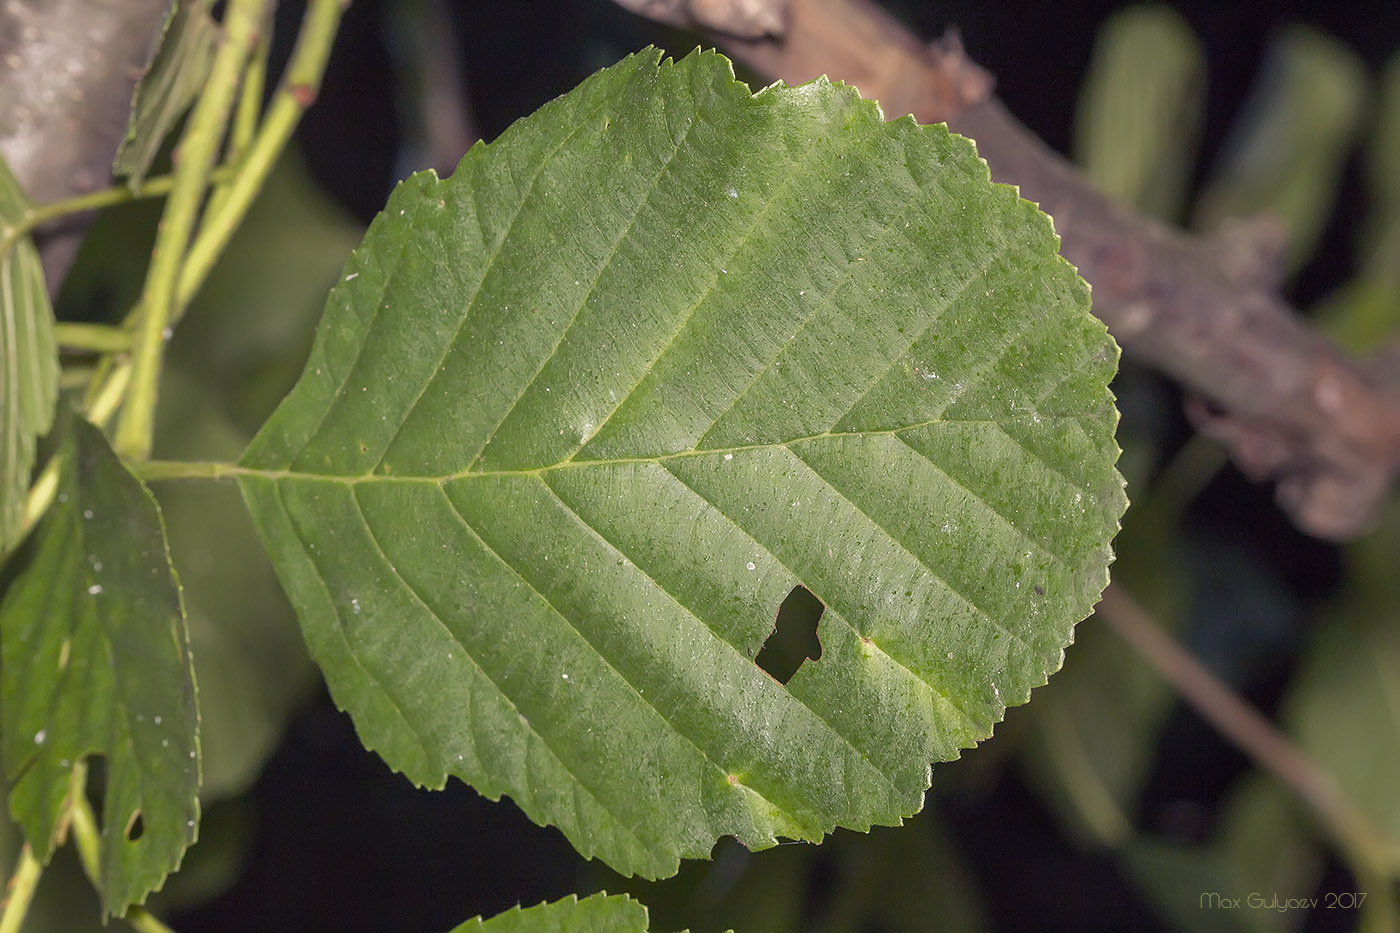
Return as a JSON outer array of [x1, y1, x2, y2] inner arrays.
[[746, 561, 756, 571], [345, 272, 358, 281], [82, 509, 93, 519], [726, 186, 737, 198], [87, 584, 102, 595], [33, 730, 45, 744], [723, 453, 733, 461]]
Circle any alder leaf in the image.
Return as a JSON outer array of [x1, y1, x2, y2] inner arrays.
[[238, 48, 1124, 878], [0, 409, 199, 916], [0, 153, 58, 553], [449, 893, 648, 932]]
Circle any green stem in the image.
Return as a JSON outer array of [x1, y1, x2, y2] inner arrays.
[[67, 764, 100, 883], [114, 0, 269, 462], [55, 322, 133, 354], [0, 168, 234, 264], [0, 846, 43, 933], [138, 459, 247, 482], [60, 365, 97, 389], [126, 908, 177, 933], [204, 18, 271, 223], [231, 21, 272, 163], [176, 0, 345, 315]]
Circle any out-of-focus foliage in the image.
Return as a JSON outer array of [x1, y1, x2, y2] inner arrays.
[[1073, 5, 1203, 222], [1025, 9, 1400, 931], [1193, 27, 1368, 277]]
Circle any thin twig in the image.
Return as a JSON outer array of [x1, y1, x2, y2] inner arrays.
[[1096, 584, 1399, 879]]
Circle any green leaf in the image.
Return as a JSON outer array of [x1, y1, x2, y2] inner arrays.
[[113, 0, 219, 189], [0, 153, 59, 553], [239, 48, 1124, 878], [1073, 4, 1205, 221], [449, 893, 648, 932], [0, 409, 199, 916]]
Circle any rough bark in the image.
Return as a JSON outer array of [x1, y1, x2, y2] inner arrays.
[[0, 0, 170, 293]]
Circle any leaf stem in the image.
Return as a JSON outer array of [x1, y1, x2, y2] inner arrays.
[[126, 907, 177, 933], [55, 322, 133, 354], [137, 459, 247, 482], [175, 0, 346, 316], [114, 0, 270, 462], [1097, 584, 1400, 879], [0, 845, 43, 933], [67, 763, 100, 883], [0, 167, 235, 264], [231, 21, 272, 163]]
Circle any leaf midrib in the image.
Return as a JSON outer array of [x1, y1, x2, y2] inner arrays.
[[238, 413, 1099, 484]]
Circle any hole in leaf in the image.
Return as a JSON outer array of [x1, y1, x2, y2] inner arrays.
[[125, 810, 144, 842], [756, 586, 824, 685]]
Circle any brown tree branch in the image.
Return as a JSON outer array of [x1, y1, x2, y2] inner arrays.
[[0, 0, 170, 294], [616, 0, 1400, 540]]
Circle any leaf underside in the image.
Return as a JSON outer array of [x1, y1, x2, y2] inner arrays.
[[0, 410, 199, 915], [113, 0, 220, 189], [450, 893, 648, 932], [0, 153, 58, 553], [239, 48, 1124, 878]]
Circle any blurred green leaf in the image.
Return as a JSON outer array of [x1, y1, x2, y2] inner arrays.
[[113, 0, 219, 190], [143, 798, 254, 916], [1309, 276, 1400, 355], [1284, 500, 1400, 850], [1020, 638, 1159, 848], [154, 369, 315, 801], [0, 409, 198, 917], [0, 152, 58, 553], [598, 838, 808, 933], [606, 808, 986, 933], [450, 893, 649, 932], [1311, 49, 1400, 353], [1123, 777, 1324, 933], [821, 820, 988, 932], [238, 47, 1123, 879], [169, 153, 362, 432], [1073, 4, 1205, 221], [1367, 51, 1400, 244], [1193, 27, 1368, 276]]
